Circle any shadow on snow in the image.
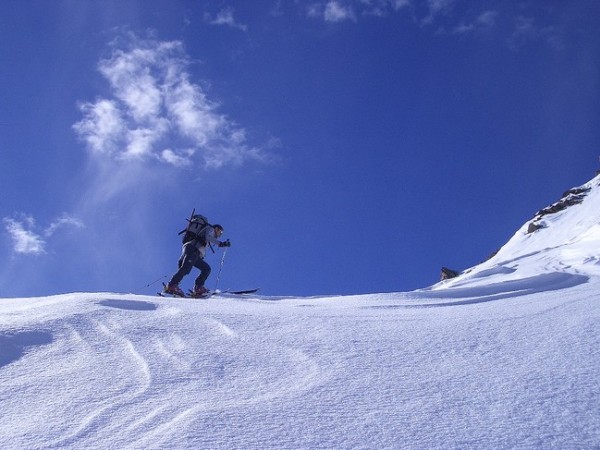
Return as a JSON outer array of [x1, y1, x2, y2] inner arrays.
[[0, 330, 53, 368]]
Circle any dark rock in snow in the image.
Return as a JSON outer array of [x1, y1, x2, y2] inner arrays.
[[440, 267, 460, 280], [527, 186, 592, 234]]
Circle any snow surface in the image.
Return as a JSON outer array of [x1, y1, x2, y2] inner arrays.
[[2, 176, 600, 449]]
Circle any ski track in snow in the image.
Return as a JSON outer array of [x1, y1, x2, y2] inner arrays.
[[0, 295, 326, 449], [0, 281, 598, 449]]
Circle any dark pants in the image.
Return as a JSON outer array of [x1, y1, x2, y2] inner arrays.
[[169, 244, 211, 289]]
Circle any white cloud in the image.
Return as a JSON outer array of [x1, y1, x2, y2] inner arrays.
[[98, 47, 165, 122], [163, 72, 225, 145], [3, 217, 46, 255], [302, 0, 566, 52], [73, 99, 124, 157], [74, 34, 268, 169], [205, 7, 248, 31], [509, 16, 563, 50], [124, 126, 164, 159], [427, 0, 453, 15], [361, 0, 411, 17], [3, 214, 84, 255], [308, 1, 356, 22], [392, 0, 411, 10], [325, 1, 356, 22], [419, 0, 455, 26], [307, 0, 456, 25], [44, 214, 85, 237], [160, 148, 194, 167], [453, 10, 497, 35]]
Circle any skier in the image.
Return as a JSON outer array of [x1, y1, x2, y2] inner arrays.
[[164, 223, 230, 297]]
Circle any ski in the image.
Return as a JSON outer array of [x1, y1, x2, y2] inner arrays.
[[157, 286, 259, 298], [187, 288, 230, 299], [229, 288, 260, 295], [157, 291, 185, 298], [187, 288, 259, 297], [158, 290, 217, 299]]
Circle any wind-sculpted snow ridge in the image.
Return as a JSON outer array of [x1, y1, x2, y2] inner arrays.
[[0, 293, 325, 449], [1, 286, 599, 449]]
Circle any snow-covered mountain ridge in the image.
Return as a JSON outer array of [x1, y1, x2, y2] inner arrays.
[[1, 175, 599, 449], [431, 173, 600, 292]]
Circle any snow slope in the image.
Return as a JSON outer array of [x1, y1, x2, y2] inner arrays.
[[1, 176, 600, 449], [430, 174, 600, 292]]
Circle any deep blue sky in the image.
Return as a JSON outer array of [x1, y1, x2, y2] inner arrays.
[[1, 1, 599, 297]]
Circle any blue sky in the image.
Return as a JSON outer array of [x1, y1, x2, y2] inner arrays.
[[1, 0, 599, 298]]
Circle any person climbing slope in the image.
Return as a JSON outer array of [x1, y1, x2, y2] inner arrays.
[[164, 214, 230, 298]]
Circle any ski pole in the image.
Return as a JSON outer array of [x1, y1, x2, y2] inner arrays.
[[214, 244, 228, 291], [139, 275, 168, 291]]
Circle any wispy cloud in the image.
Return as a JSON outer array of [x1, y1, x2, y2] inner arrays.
[[44, 214, 85, 237], [453, 10, 497, 35], [509, 16, 564, 51], [361, 0, 412, 17], [308, 1, 357, 23], [74, 33, 268, 169], [3, 217, 45, 255], [426, 0, 454, 16], [3, 214, 84, 255], [417, 0, 455, 26], [306, 0, 455, 24], [205, 7, 248, 31], [308, 0, 412, 20], [302, 1, 567, 52], [325, 1, 357, 22]]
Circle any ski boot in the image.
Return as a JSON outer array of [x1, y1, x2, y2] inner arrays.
[[190, 286, 210, 298], [163, 283, 185, 297]]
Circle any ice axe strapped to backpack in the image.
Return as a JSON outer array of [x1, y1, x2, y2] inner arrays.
[[178, 209, 216, 251]]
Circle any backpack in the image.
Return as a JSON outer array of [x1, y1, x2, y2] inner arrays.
[[179, 210, 211, 244]]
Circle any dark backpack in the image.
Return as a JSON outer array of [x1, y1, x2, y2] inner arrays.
[[179, 210, 211, 245]]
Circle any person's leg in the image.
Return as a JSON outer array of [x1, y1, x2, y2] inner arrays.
[[193, 258, 212, 291], [168, 246, 198, 287]]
